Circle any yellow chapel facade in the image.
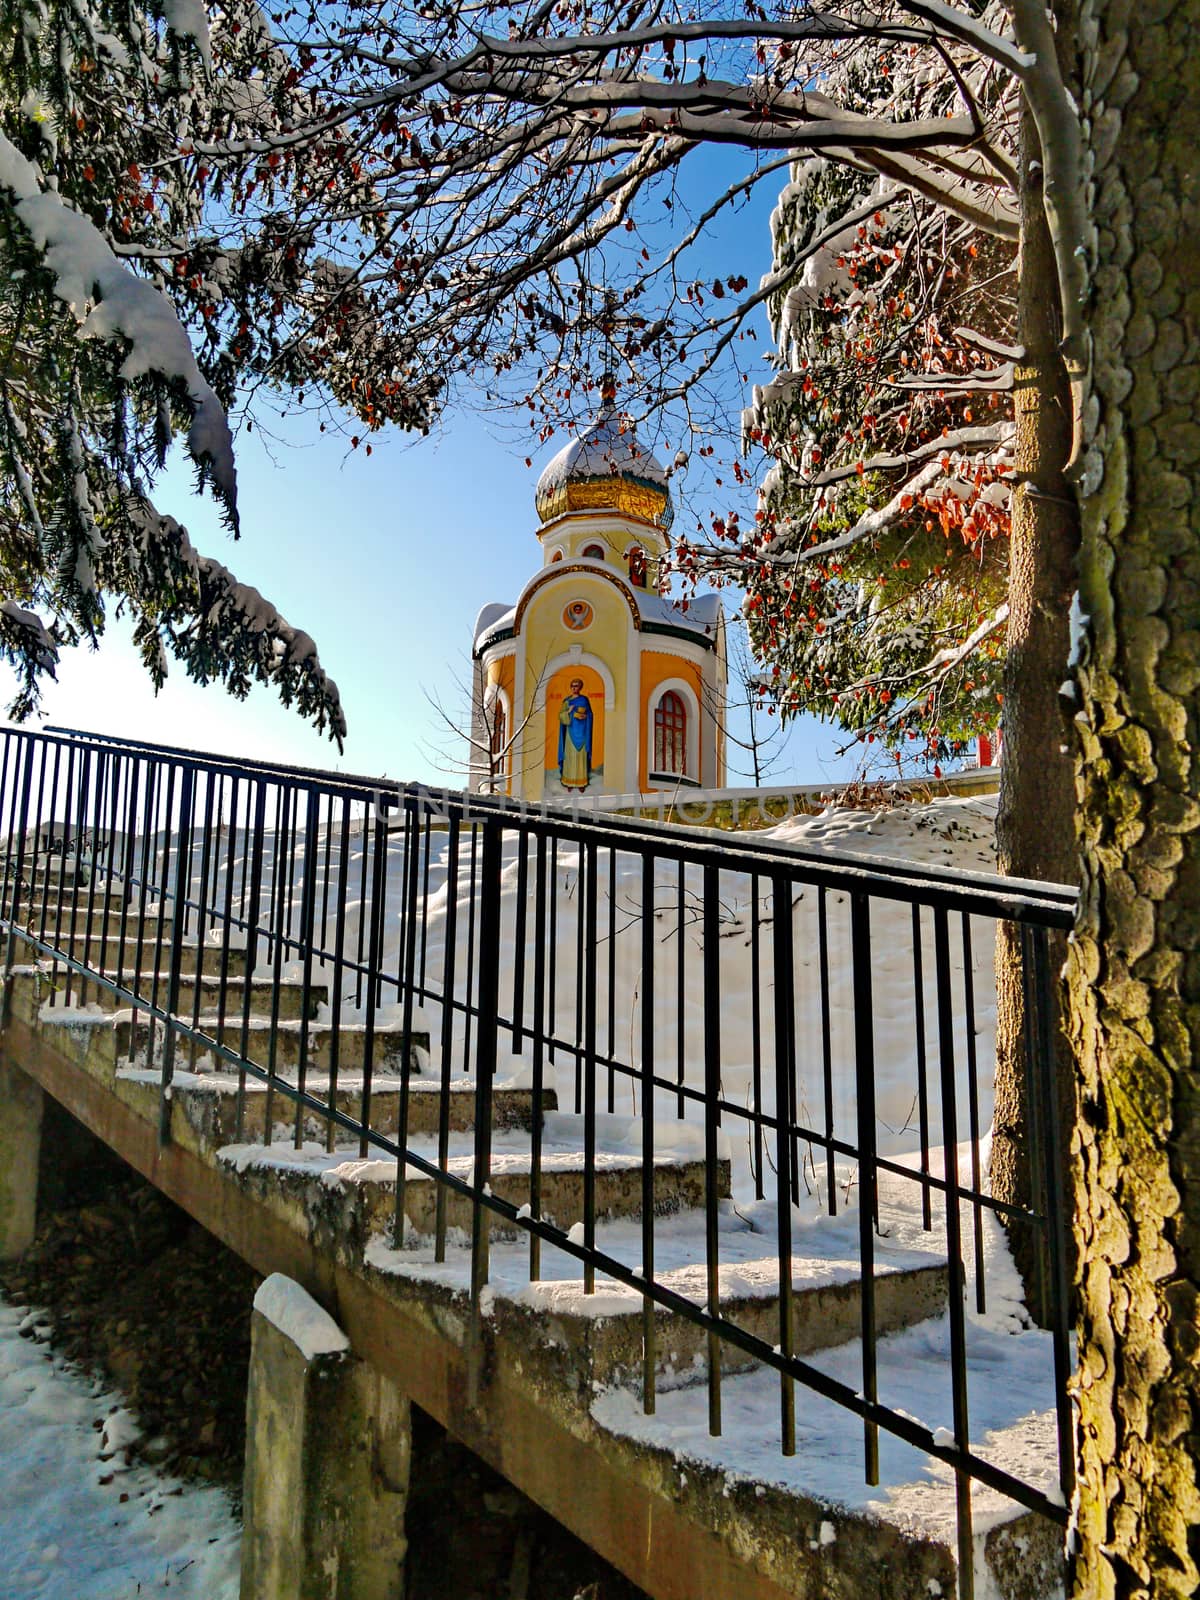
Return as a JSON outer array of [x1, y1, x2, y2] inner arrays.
[[471, 409, 727, 801]]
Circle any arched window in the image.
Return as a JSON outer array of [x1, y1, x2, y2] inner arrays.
[[581, 542, 605, 560], [627, 546, 647, 588], [653, 691, 687, 775], [549, 549, 564, 563]]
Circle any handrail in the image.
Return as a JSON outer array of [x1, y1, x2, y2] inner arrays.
[[32, 723, 1077, 925], [0, 722, 1076, 1595]]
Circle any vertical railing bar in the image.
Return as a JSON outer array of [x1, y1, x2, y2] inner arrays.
[[389, 803, 406, 1010], [960, 914, 986, 1314], [262, 781, 291, 1152], [850, 891, 879, 1486], [434, 816, 461, 1263], [528, 831, 547, 1282], [1031, 924, 1075, 1510], [236, 783, 268, 1144], [393, 800, 422, 1245], [114, 757, 139, 996], [320, 788, 334, 935], [149, 762, 175, 1049], [37, 740, 61, 950], [771, 869, 796, 1457], [191, 775, 217, 1035], [418, 811, 432, 1000], [70, 745, 95, 1002], [574, 842, 586, 1116], [640, 849, 657, 1414], [511, 828, 528, 1054], [49, 741, 71, 954], [354, 799, 370, 1007], [271, 784, 291, 984], [818, 885, 837, 1216], [462, 820, 478, 1074], [77, 749, 105, 1007], [913, 903, 933, 1231], [1, 738, 35, 1025], [100, 748, 123, 991], [159, 764, 195, 1146], [216, 775, 239, 1051], [21, 741, 45, 1003], [546, 835, 558, 1082], [326, 797, 353, 1154], [285, 784, 299, 947], [606, 845, 617, 1111], [750, 875, 764, 1202], [934, 904, 974, 1600], [27, 741, 49, 978], [675, 864, 686, 1118], [129, 762, 157, 1063], [467, 816, 503, 1401], [1019, 924, 1050, 1325], [294, 788, 321, 1150], [0, 731, 14, 919], [702, 863, 722, 1439], [582, 840, 598, 1295], [356, 800, 389, 1158]]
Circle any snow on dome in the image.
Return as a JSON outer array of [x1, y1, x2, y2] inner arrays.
[[535, 405, 674, 532]]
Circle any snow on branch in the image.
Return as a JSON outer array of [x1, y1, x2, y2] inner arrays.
[[1006, 0, 1091, 422], [0, 133, 238, 523], [800, 424, 1014, 491], [922, 601, 1009, 676], [775, 458, 946, 565]]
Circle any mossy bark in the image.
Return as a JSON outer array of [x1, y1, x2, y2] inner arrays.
[[1069, 0, 1200, 1591], [992, 94, 1080, 1300]]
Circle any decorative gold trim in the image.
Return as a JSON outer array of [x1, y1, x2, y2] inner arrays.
[[536, 477, 672, 530], [512, 563, 642, 636]]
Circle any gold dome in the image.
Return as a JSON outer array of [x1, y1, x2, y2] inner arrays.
[[535, 407, 674, 533]]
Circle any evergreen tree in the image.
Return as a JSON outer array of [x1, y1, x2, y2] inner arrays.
[[0, 0, 362, 737]]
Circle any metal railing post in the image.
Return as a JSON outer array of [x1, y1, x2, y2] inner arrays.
[[468, 815, 503, 1404], [159, 764, 195, 1147], [1, 736, 36, 1025]]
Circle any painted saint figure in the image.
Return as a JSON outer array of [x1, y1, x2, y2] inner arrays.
[[557, 679, 594, 789]]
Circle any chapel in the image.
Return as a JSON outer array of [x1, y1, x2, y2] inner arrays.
[[470, 407, 727, 801]]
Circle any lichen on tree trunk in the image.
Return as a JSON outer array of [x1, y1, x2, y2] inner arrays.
[[992, 94, 1080, 1301], [1068, 0, 1200, 1591]]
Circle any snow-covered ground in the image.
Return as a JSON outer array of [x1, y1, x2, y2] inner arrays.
[[0, 1302, 240, 1599]]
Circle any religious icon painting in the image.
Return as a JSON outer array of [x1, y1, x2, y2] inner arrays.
[[562, 600, 593, 632]]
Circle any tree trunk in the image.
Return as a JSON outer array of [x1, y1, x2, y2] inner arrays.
[[991, 96, 1080, 1299], [1068, 0, 1200, 1591]]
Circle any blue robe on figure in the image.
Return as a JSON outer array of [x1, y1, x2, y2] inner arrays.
[[557, 693, 594, 788]]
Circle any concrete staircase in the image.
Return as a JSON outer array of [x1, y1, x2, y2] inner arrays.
[[3, 881, 1065, 1600]]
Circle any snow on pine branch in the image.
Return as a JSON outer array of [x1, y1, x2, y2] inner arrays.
[[0, 133, 238, 523], [773, 459, 948, 566]]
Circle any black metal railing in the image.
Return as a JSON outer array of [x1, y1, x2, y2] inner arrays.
[[0, 724, 1077, 1598]]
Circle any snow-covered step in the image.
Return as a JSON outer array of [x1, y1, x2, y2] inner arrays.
[[368, 1201, 949, 1389], [12, 931, 248, 979], [154, 1070, 557, 1146], [112, 1013, 430, 1075], [11, 898, 174, 939], [220, 1122, 729, 1247], [39, 971, 326, 1023]]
